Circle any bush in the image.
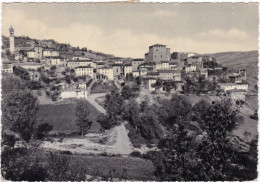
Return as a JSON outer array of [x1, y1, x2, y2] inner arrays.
[[142, 150, 162, 161], [35, 123, 53, 140], [60, 151, 73, 155], [130, 151, 142, 158]]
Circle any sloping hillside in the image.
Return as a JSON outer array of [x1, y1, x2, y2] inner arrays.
[[205, 51, 258, 91]]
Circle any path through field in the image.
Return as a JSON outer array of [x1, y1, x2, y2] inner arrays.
[[87, 93, 106, 114]]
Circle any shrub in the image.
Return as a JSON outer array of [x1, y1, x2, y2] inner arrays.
[[35, 123, 53, 140], [130, 151, 142, 158], [60, 151, 73, 155]]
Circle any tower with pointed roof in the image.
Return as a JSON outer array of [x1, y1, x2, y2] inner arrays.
[[9, 25, 15, 54]]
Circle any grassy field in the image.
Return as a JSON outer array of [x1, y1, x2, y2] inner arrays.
[[69, 155, 156, 180], [39, 151, 156, 180], [91, 81, 117, 93], [36, 101, 102, 133]]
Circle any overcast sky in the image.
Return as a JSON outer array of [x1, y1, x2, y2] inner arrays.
[[2, 3, 259, 58]]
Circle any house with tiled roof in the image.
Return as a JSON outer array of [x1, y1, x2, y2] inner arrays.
[[75, 66, 94, 78], [2, 62, 13, 73]]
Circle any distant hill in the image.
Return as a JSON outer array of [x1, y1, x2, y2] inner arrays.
[[204, 51, 258, 91]]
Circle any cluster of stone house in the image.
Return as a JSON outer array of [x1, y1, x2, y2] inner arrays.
[[218, 69, 248, 104], [3, 26, 250, 103]]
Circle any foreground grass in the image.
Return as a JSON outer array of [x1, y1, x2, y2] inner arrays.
[[39, 151, 156, 180], [36, 101, 101, 133]]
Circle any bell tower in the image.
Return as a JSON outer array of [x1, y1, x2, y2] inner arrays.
[[9, 25, 15, 54]]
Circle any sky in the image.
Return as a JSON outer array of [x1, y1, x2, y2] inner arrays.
[[2, 3, 259, 58]]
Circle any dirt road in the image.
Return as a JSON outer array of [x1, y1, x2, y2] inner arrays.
[[87, 93, 106, 114]]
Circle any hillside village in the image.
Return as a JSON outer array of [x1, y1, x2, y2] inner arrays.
[[2, 26, 258, 181], [2, 26, 255, 105]]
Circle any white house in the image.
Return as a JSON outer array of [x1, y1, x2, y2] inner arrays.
[[2, 62, 13, 73], [219, 83, 248, 93], [43, 49, 60, 57], [227, 89, 246, 104], [184, 64, 197, 73], [45, 57, 61, 66], [97, 67, 114, 80], [124, 64, 132, 77], [75, 66, 94, 78], [155, 61, 170, 70], [132, 71, 140, 77], [60, 82, 88, 99], [27, 50, 36, 58], [67, 60, 95, 68]]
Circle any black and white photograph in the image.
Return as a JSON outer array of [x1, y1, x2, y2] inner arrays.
[[1, 2, 259, 181]]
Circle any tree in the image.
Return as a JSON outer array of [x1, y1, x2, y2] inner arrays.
[[121, 85, 134, 100], [183, 76, 195, 94], [138, 107, 164, 140], [163, 80, 176, 93], [65, 67, 70, 73], [135, 76, 142, 86], [140, 96, 149, 112], [197, 100, 242, 140], [75, 100, 92, 136], [191, 100, 210, 123], [126, 73, 134, 82], [65, 75, 71, 84], [152, 78, 163, 92], [104, 90, 125, 127], [2, 74, 26, 94], [154, 123, 200, 180], [196, 74, 207, 93], [13, 66, 30, 80], [40, 72, 50, 84], [2, 90, 39, 143], [122, 99, 140, 126], [35, 123, 53, 140], [1, 148, 48, 181], [70, 69, 75, 74], [171, 52, 179, 59], [50, 66, 57, 71], [194, 100, 244, 180]]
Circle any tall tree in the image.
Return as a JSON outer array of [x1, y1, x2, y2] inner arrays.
[[195, 100, 244, 180], [75, 100, 92, 136], [2, 90, 39, 143], [104, 90, 125, 125]]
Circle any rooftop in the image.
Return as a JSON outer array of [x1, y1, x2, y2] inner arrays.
[[96, 62, 105, 65], [98, 67, 110, 69], [2, 64, 12, 69], [149, 44, 166, 48], [112, 63, 123, 67], [139, 62, 156, 67], [227, 89, 247, 93], [147, 71, 160, 75], [132, 59, 145, 62], [219, 82, 248, 86], [158, 69, 180, 73], [68, 60, 92, 63], [160, 61, 170, 63], [45, 56, 63, 59], [75, 66, 93, 69]]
